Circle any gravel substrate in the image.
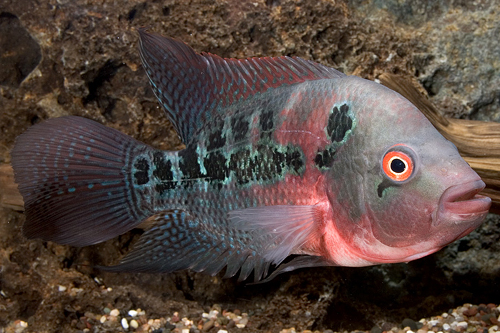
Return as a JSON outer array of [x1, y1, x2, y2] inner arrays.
[[4, 302, 500, 333]]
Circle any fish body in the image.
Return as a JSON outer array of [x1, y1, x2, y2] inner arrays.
[[11, 30, 491, 281]]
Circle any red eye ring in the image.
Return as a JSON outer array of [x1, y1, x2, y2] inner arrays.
[[382, 151, 414, 182]]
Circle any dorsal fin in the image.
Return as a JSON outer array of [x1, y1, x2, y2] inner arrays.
[[138, 28, 345, 143]]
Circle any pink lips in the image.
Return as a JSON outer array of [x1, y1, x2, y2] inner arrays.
[[433, 179, 491, 227]]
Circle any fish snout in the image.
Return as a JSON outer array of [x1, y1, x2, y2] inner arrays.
[[432, 179, 491, 229]]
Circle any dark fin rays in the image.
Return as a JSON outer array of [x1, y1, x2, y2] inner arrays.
[[138, 28, 345, 144], [101, 210, 222, 273], [102, 210, 273, 282], [11, 116, 154, 247], [251, 256, 332, 284]]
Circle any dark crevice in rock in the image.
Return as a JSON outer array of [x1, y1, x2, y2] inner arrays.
[[265, 0, 281, 7], [315, 300, 375, 331], [469, 93, 500, 122], [0, 12, 42, 88], [82, 60, 124, 120], [18, 290, 42, 320], [127, 2, 147, 22], [421, 68, 448, 97]]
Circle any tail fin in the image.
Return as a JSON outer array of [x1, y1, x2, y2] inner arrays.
[[11, 116, 154, 247]]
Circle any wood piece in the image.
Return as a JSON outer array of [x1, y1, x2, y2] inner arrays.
[[0, 163, 24, 211]]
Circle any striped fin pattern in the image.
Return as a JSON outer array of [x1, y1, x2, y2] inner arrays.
[[11, 116, 155, 246]]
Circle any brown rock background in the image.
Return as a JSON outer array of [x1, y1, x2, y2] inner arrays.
[[0, 0, 499, 331]]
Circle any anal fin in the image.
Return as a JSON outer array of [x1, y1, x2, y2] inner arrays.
[[252, 256, 333, 284], [102, 210, 247, 278], [102, 205, 325, 282]]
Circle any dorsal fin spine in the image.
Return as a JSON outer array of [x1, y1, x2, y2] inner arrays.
[[138, 29, 345, 143]]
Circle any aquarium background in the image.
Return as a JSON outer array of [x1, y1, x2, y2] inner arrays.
[[0, 0, 499, 331]]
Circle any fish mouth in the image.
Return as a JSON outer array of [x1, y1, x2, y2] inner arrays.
[[433, 179, 491, 228]]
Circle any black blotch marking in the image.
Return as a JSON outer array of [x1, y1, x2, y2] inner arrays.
[[228, 145, 303, 186], [327, 104, 353, 142], [207, 128, 226, 151], [231, 115, 250, 142], [152, 152, 175, 193], [260, 110, 274, 138], [229, 149, 253, 185], [285, 148, 304, 175], [314, 147, 336, 169], [179, 145, 205, 186], [134, 158, 150, 185], [377, 179, 393, 198], [204, 152, 229, 189], [255, 144, 278, 182], [177, 136, 304, 189]]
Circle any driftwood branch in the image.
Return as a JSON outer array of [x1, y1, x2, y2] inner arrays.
[[0, 164, 24, 211]]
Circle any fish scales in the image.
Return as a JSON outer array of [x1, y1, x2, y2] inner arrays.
[[124, 83, 333, 278], [10, 29, 491, 282]]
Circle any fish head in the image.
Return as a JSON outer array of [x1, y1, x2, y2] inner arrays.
[[326, 77, 491, 265]]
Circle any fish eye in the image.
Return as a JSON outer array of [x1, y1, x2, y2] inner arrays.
[[382, 149, 414, 182]]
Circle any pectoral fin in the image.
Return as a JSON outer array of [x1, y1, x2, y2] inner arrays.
[[229, 205, 322, 266]]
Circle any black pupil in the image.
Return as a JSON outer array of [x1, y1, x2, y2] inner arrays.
[[391, 158, 406, 173]]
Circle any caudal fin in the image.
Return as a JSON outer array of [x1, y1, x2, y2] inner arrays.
[[11, 116, 154, 247]]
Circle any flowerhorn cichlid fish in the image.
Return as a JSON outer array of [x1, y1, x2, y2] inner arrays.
[[11, 29, 491, 282]]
